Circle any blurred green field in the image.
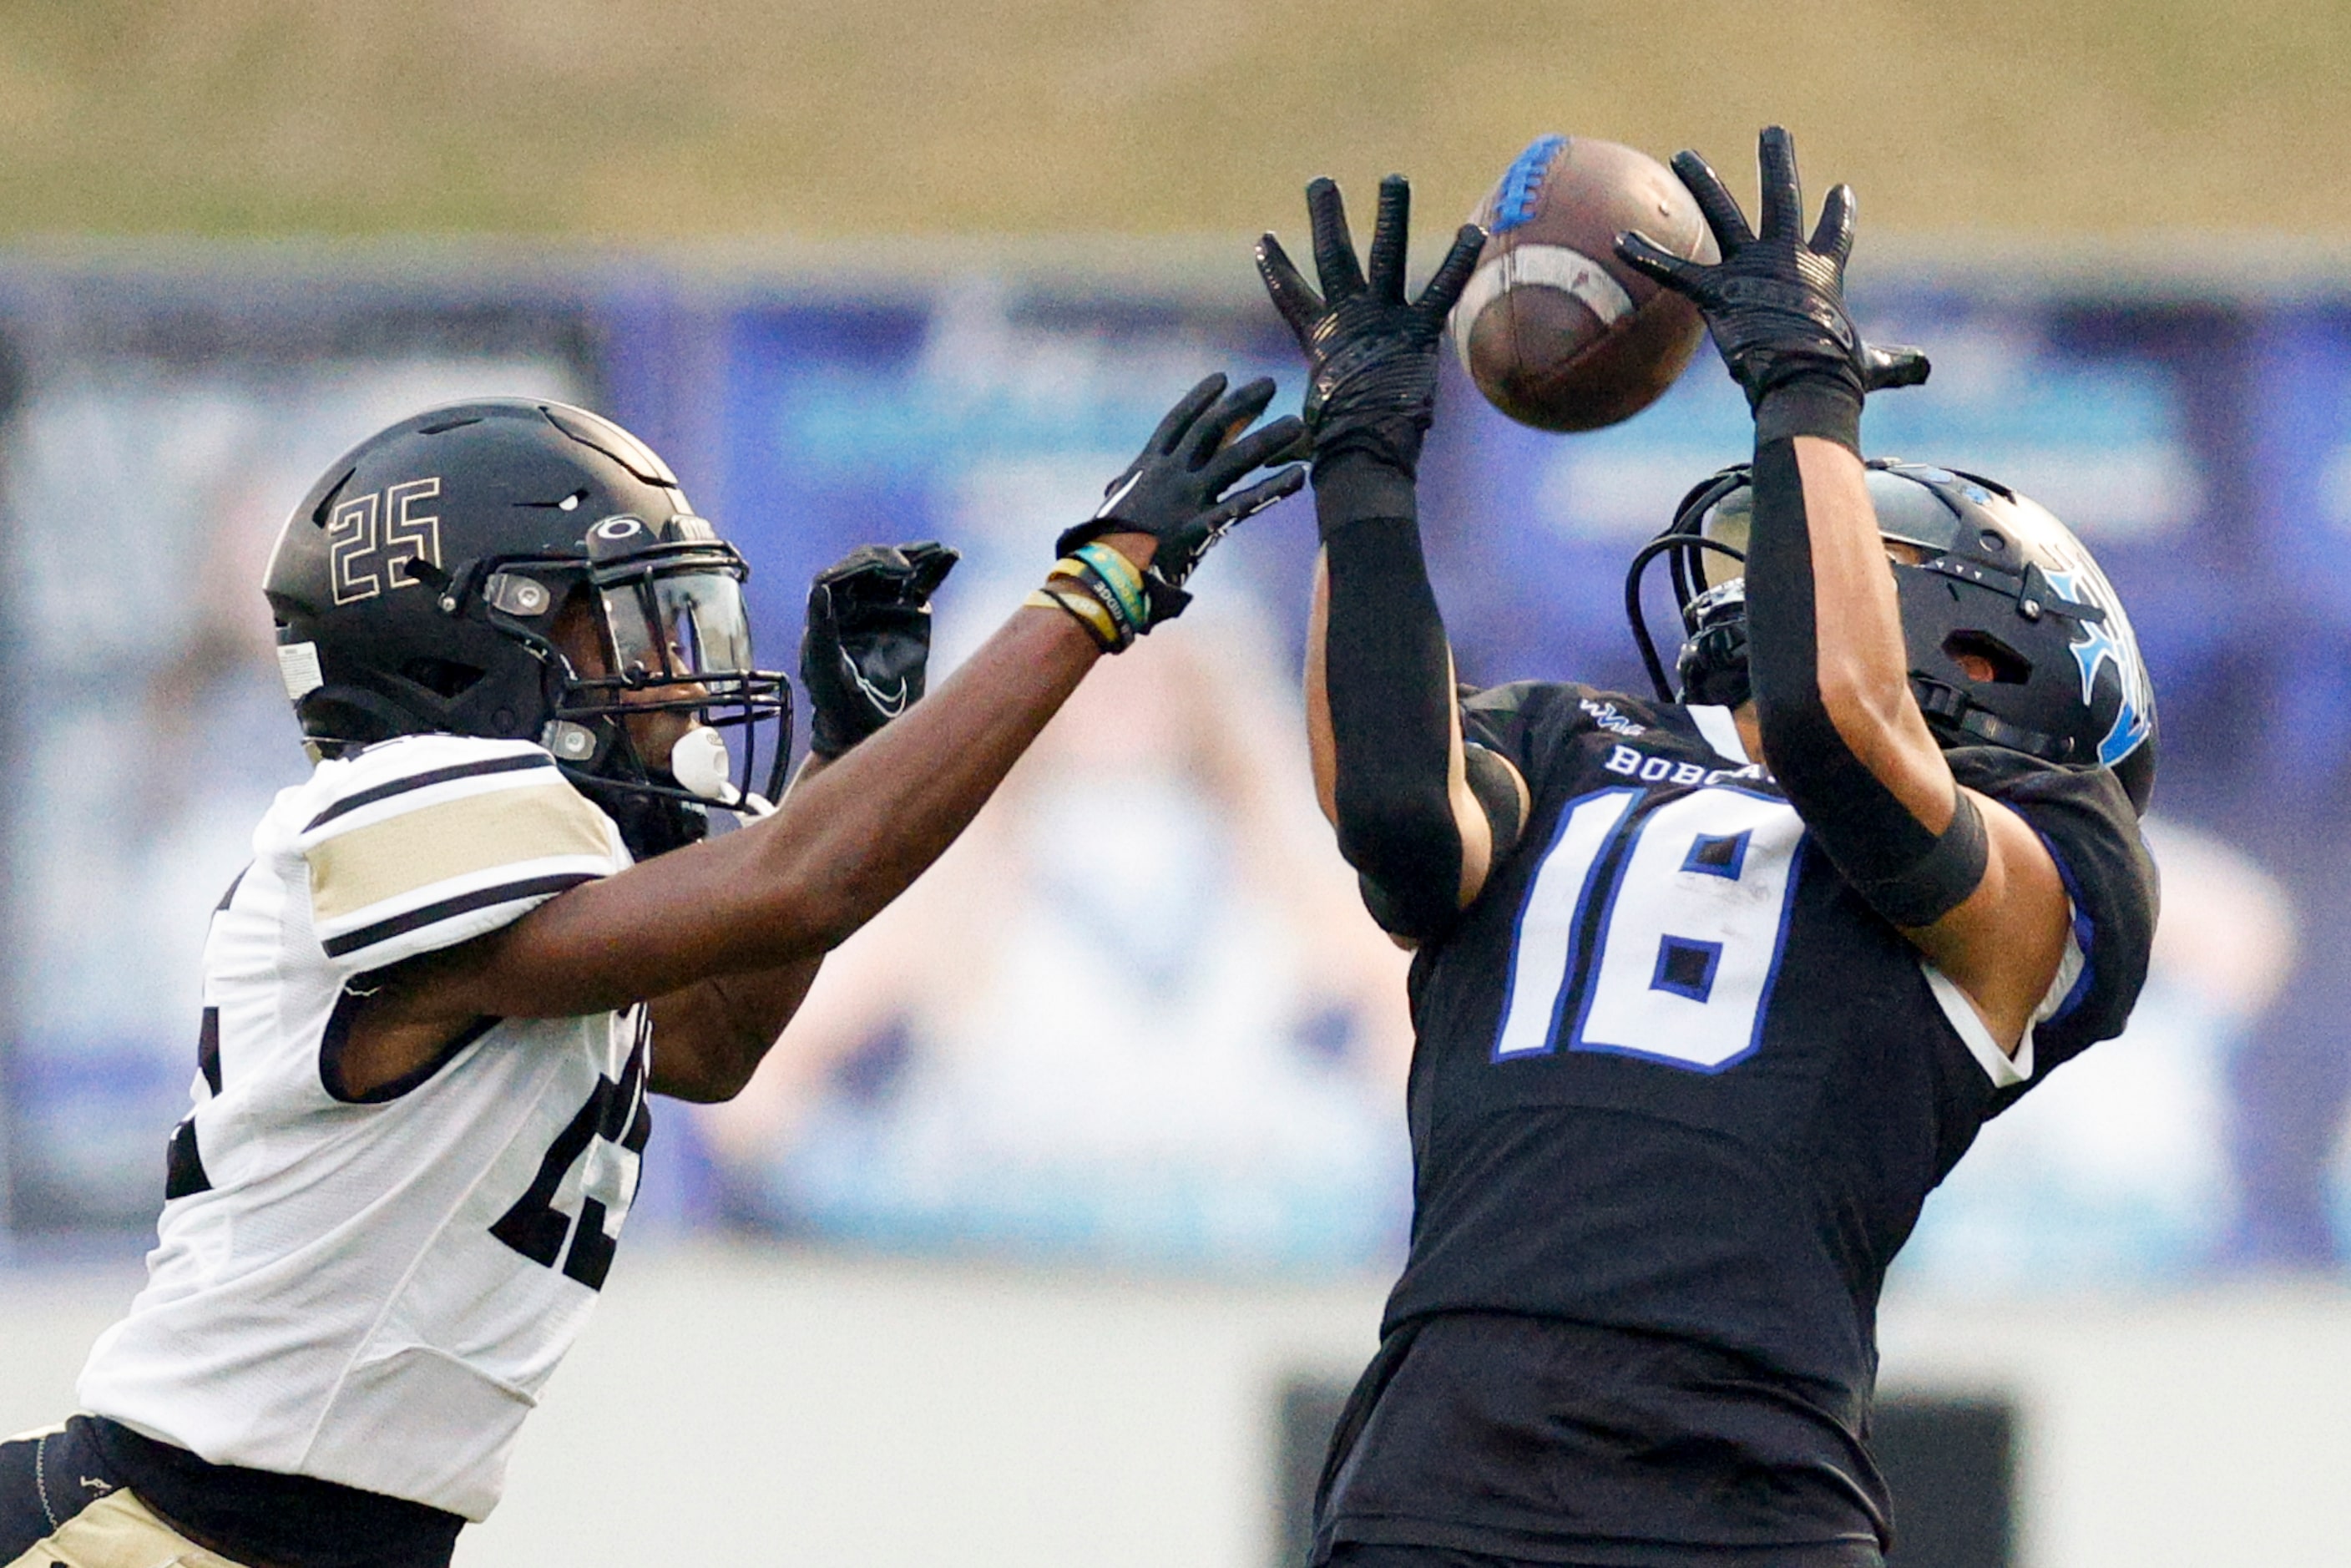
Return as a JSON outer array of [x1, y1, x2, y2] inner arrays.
[[0, 0, 2345, 240]]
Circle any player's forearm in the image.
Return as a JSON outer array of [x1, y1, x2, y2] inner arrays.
[[1749, 419, 1946, 817], [728, 604, 1100, 955], [1746, 386, 1984, 928], [1312, 453, 1486, 936], [642, 721, 851, 1099], [1786, 438, 1948, 797], [463, 603, 1098, 1017]]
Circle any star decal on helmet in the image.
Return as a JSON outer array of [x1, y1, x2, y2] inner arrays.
[[2043, 568, 2155, 767]]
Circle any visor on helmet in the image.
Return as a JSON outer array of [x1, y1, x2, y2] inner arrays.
[[1692, 486, 1751, 593], [600, 569, 756, 685], [549, 544, 791, 814], [1685, 468, 1964, 596]]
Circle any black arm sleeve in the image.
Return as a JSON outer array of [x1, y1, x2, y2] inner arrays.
[[1317, 451, 1472, 940], [1745, 382, 1989, 928]]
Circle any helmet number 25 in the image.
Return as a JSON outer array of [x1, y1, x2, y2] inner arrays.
[[327, 478, 443, 605], [1491, 787, 1804, 1073]]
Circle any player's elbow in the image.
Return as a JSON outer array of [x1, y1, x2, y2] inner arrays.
[[670, 1046, 766, 1104], [1354, 867, 1456, 943], [656, 1063, 751, 1105], [733, 824, 887, 959], [1333, 787, 1464, 930]]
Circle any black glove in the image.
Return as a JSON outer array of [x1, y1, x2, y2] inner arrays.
[[1615, 127, 1928, 421], [800, 541, 959, 757], [1054, 372, 1305, 630], [1255, 175, 1486, 478]]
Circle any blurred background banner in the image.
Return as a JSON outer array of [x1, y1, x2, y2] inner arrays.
[[0, 253, 2332, 1290], [0, 10, 2343, 1563]]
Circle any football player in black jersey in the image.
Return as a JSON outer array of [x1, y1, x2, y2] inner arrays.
[[1252, 129, 2159, 1566]]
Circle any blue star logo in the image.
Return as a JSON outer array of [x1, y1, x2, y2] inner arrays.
[[2044, 569, 2152, 765]]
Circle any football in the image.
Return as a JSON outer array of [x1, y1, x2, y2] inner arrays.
[[1451, 134, 1719, 432]]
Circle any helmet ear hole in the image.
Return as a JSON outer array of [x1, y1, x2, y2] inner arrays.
[[1940, 630, 2031, 685], [400, 657, 487, 700]]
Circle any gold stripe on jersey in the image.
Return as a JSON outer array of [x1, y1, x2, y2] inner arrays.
[[306, 781, 615, 923]]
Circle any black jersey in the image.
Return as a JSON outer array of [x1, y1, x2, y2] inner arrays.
[[1317, 683, 2156, 1565]]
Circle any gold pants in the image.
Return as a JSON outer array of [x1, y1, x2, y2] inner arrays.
[[2, 1425, 244, 1568]]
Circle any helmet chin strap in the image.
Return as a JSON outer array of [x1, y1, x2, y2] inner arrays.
[[1909, 677, 2073, 761]]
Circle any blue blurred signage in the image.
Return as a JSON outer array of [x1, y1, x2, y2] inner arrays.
[[0, 264, 2340, 1286]]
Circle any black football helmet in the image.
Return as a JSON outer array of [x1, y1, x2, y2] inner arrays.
[[264, 398, 791, 856], [1626, 459, 2157, 815]]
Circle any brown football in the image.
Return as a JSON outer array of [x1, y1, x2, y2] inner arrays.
[[1451, 134, 1719, 432]]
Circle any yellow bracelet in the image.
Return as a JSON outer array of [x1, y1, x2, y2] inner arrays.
[[1024, 585, 1123, 650], [1061, 544, 1150, 631], [1074, 541, 1142, 592]]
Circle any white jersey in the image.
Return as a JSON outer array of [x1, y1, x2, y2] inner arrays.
[[78, 734, 644, 1521]]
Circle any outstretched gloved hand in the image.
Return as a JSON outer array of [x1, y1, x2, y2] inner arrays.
[[1256, 175, 1486, 479], [1049, 372, 1305, 642], [1615, 126, 1928, 417]]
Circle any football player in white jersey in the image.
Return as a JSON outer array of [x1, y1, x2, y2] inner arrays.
[[3, 385, 1302, 1568]]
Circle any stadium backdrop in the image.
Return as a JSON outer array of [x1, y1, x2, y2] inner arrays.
[[0, 254, 2343, 1287]]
